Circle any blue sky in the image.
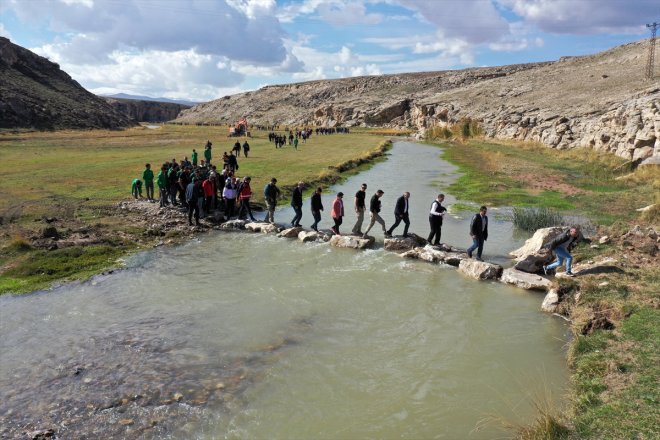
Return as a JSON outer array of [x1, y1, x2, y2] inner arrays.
[[1, 0, 657, 102]]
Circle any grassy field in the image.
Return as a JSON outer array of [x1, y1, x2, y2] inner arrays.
[[429, 136, 659, 440], [435, 139, 659, 225], [0, 125, 390, 293]]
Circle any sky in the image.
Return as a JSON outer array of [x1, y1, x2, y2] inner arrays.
[[1, 0, 657, 102]]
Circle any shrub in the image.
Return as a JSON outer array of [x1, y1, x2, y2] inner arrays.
[[510, 207, 565, 231]]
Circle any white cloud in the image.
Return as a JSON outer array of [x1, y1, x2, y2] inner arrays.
[[497, 0, 657, 34], [277, 0, 383, 26], [488, 20, 544, 52], [8, 0, 288, 64], [0, 23, 12, 39], [398, 0, 510, 44], [33, 45, 245, 101]]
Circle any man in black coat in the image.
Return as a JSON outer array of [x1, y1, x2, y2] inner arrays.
[[543, 227, 583, 276], [467, 206, 488, 260], [386, 192, 411, 237], [290, 181, 304, 227]]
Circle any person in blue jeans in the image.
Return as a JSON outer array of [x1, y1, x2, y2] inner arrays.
[[543, 227, 583, 277], [467, 206, 488, 261]]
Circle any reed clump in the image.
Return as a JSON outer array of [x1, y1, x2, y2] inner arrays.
[[510, 207, 565, 231]]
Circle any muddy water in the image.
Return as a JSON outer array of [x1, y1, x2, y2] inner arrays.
[[0, 142, 569, 439]]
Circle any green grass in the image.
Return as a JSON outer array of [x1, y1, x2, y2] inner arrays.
[[432, 139, 658, 225], [0, 244, 130, 294], [0, 125, 389, 294], [509, 206, 566, 231]]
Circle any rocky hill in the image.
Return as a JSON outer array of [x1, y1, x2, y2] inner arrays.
[[101, 97, 190, 122], [176, 40, 659, 163], [0, 37, 135, 130]]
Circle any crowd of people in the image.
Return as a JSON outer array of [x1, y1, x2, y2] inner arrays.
[[131, 138, 581, 275]]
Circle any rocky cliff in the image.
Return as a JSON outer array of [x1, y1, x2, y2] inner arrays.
[[0, 37, 136, 130], [102, 97, 190, 122], [176, 39, 659, 163]]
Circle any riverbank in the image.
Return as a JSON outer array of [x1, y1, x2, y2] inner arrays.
[[431, 138, 659, 439], [0, 126, 391, 294]]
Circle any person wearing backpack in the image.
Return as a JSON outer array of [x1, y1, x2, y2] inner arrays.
[[264, 177, 281, 223]]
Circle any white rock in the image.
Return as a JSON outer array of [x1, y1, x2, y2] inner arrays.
[[220, 219, 247, 230], [599, 236, 610, 244], [500, 268, 552, 291], [458, 259, 503, 280], [329, 235, 374, 249], [541, 289, 560, 313], [298, 230, 320, 242], [510, 227, 565, 260], [277, 226, 303, 238]]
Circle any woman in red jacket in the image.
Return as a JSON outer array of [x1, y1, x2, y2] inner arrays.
[[331, 192, 344, 235]]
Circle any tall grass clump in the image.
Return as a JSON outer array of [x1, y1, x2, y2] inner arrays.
[[425, 125, 453, 140], [452, 117, 482, 139], [511, 207, 565, 231]]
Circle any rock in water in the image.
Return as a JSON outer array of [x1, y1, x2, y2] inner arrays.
[[541, 289, 560, 313], [510, 227, 564, 260], [383, 234, 427, 253], [500, 268, 552, 291], [298, 230, 320, 242], [278, 226, 303, 238], [220, 219, 247, 230], [458, 259, 503, 280], [329, 235, 374, 249]]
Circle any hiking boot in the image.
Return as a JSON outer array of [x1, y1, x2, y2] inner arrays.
[[467, 251, 472, 258], [565, 272, 575, 277], [384, 232, 392, 238], [362, 234, 369, 239]]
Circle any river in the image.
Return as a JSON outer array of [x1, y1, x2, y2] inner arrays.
[[0, 141, 569, 439]]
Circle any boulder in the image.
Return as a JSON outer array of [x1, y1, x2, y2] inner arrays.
[[298, 230, 320, 242], [443, 252, 466, 267], [500, 268, 552, 291], [383, 233, 427, 253], [329, 235, 374, 249], [277, 226, 303, 238], [414, 245, 447, 263], [510, 227, 565, 260], [541, 289, 560, 313], [41, 226, 60, 239], [220, 219, 246, 230], [458, 259, 503, 280], [513, 248, 553, 273], [260, 223, 282, 234]]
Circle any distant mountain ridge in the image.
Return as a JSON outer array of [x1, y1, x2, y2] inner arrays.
[[101, 96, 191, 123], [0, 37, 135, 130], [101, 93, 199, 107], [175, 39, 659, 163]]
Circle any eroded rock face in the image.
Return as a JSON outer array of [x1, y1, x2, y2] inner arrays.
[[458, 259, 503, 280], [329, 235, 374, 249], [500, 268, 552, 291]]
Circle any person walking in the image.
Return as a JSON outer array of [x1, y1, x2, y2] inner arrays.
[[351, 183, 367, 235], [310, 187, 324, 231], [264, 177, 281, 223], [142, 163, 154, 202], [202, 176, 215, 216], [237, 176, 257, 221], [363, 190, 386, 238], [291, 181, 304, 227], [543, 227, 583, 277], [427, 193, 447, 245], [331, 192, 344, 235], [467, 206, 488, 261], [167, 164, 179, 206], [157, 164, 169, 207], [242, 140, 250, 158], [386, 192, 411, 237]]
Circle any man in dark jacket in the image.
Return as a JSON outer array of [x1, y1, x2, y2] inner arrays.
[[467, 206, 488, 260], [264, 177, 281, 223], [310, 187, 324, 231], [543, 227, 583, 276], [386, 192, 411, 237], [363, 190, 386, 238], [291, 181, 304, 227]]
